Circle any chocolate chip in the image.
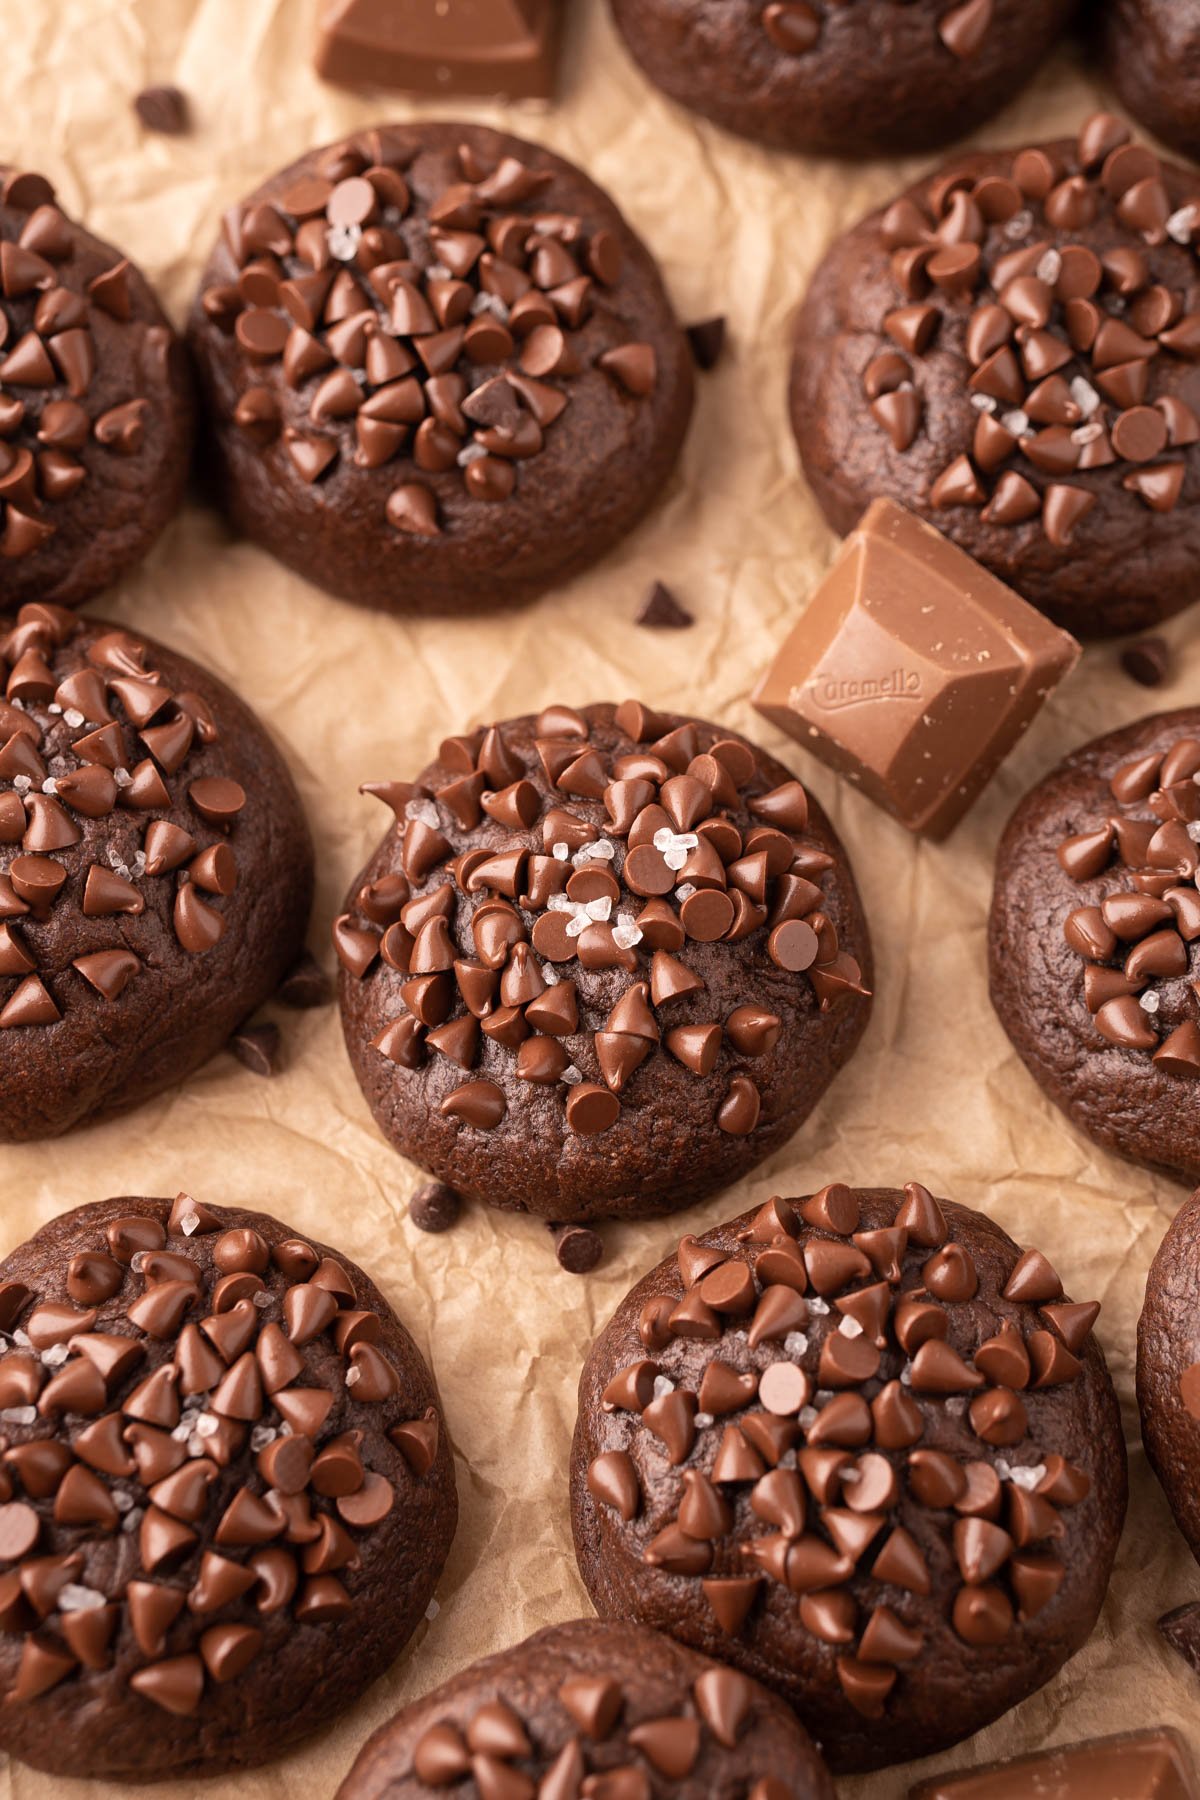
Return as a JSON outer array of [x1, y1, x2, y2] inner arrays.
[[686, 316, 726, 370], [551, 1223, 604, 1274], [635, 581, 693, 629], [1120, 635, 1169, 687], [133, 86, 190, 135], [410, 1181, 462, 1234], [228, 1022, 280, 1077], [276, 950, 333, 1008]]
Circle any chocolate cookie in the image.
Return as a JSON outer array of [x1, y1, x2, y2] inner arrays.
[[188, 122, 692, 617], [0, 1193, 456, 1781], [0, 167, 193, 614], [790, 113, 1200, 638], [1098, 2, 1200, 167], [335, 701, 872, 1223], [1140, 1188, 1200, 1574], [608, 1, 1076, 159], [989, 710, 1200, 1187], [338, 1617, 833, 1798], [0, 605, 313, 1140], [570, 1184, 1126, 1773]]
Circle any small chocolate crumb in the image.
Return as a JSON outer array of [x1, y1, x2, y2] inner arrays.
[[134, 85, 190, 135], [410, 1181, 462, 1234], [276, 950, 333, 1009], [686, 316, 727, 371], [1120, 636, 1169, 688], [1159, 1602, 1200, 1678], [229, 1022, 280, 1077], [636, 581, 693, 629], [551, 1222, 604, 1273]]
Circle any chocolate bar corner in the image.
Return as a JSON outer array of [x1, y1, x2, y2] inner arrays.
[[315, 0, 562, 100], [907, 1725, 1199, 1798]]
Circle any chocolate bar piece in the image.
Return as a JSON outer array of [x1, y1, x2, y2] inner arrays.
[[752, 498, 1079, 840], [315, 0, 562, 99], [908, 1727, 1199, 1798]]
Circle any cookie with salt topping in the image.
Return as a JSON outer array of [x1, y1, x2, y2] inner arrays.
[[0, 1193, 456, 1780], [338, 1617, 832, 1798], [0, 605, 313, 1139], [570, 1184, 1124, 1772], [335, 702, 871, 1223], [1140, 1186, 1200, 1581]]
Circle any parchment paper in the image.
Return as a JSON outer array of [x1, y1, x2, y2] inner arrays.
[[0, 2, 1197, 1793]]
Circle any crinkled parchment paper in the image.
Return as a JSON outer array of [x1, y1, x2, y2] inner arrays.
[[0, 2, 1197, 1793]]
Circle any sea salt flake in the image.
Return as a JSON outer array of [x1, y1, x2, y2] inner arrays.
[[63, 708, 84, 728], [1036, 248, 1062, 284], [612, 917, 643, 950], [584, 896, 612, 923], [253, 1289, 273, 1308], [840, 1465, 861, 1483], [178, 1203, 200, 1236], [970, 393, 997, 413], [1004, 208, 1034, 239], [674, 883, 696, 902], [839, 1316, 864, 1338], [41, 1343, 69, 1367], [1168, 204, 1199, 244], [58, 1583, 105, 1612], [121, 1507, 143, 1533], [784, 1331, 809, 1357], [132, 852, 147, 877], [406, 797, 441, 828], [47, 702, 62, 715], [457, 443, 488, 467], [547, 892, 572, 913], [250, 1425, 277, 1451], [562, 1064, 583, 1085], [693, 1411, 714, 1429], [11, 775, 30, 794], [1139, 990, 1161, 1013], [652, 1375, 675, 1399], [541, 963, 560, 985], [1001, 409, 1030, 437], [0, 1406, 35, 1425], [565, 912, 588, 939], [808, 1297, 829, 1316], [425, 1597, 441, 1620], [798, 1405, 818, 1431], [1011, 1462, 1046, 1490], [131, 1251, 149, 1274], [1069, 376, 1101, 417], [552, 841, 569, 861], [944, 1395, 966, 1416], [327, 222, 361, 261], [114, 766, 132, 788], [345, 1366, 362, 1387], [41, 778, 57, 795], [1071, 421, 1103, 445], [12, 1330, 30, 1349], [194, 1413, 219, 1438], [899, 1364, 913, 1387], [426, 262, 452, 282], [471, 291, 510, 324]]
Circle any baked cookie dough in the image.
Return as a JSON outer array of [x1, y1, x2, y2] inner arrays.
[[989, 710, 1200, 1187], [0, 1193, 457, 1781], [571, 1184, 1125, 1772], [338, 1617, 833, 1797], [791, 114, 1200, 637], [1139, 1186, 1200, 1571], [1098, 2, 1200, 167], [608, 0, 1076, 158], [335, 701, 872, 1222], [189, 122, 693, 617], [0, 605, 313, 1139], [0, 166, 193, 613]]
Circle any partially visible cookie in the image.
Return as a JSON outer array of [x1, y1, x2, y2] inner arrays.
[[0, 1194, 457, 1781], [571, 1185, 1126, 1773], [338, 1617, 833, 1798], [989, 709, 1200, 1187], [1098, 2, 1200, 166], [1139, 1187, 1200, 1571], [609, 0, 1076, 158], [0, 167, 193, 613], [0, 605, 314, 1139]]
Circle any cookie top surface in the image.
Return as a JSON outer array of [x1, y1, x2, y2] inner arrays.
[[0, 166, 193, 613], [1100, 1, 1200, 167], [1138, 1185, 1200, 1567], [339, 1617, 834, 1798], [188, 121, 692, 615], [989, 708, 1200, 1187], [0, 604, 313, 1140], [790, 113, 1200, 638], [335, 701, 872, 1222], [0, 1194, 457, 1781], [570, 1185, 1126, 1773]]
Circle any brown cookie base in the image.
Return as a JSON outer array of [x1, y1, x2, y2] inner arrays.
[[1140, 1190, 1200, 1571], [1098, 0, 1200, 165]]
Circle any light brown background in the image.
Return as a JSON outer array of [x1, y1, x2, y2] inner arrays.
[[0, 1, 1197, 1793]]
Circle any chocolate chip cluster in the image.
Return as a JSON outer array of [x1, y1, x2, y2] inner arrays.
[[867, 112, 1200, 545], [585, 1185, 1098, 1723], [0, 1197, 438, 1717], [0, 607, 247, 1029], [1059, 733, 1200, 1076], [204, 127, 656, 540], [763, 0, 993, 61]]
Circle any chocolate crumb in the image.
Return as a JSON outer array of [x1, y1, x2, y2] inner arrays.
[[686, 316, 727, 370], [551, 1222, 604, 1273], [134, 85, 190, 135], [636, 581, 693, 629], [410, 1181, 462, 1234], [228, 1021, 280, 1077], [1159, 1602, 1200, 1678], [1121, 636, 1170, 688], [276, 949, 333, 1009]]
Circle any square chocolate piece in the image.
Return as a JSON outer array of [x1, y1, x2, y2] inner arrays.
[[315, 0, 562, 100], [907, 1726, 1199, 1799], [752, 499, 1080, 840]]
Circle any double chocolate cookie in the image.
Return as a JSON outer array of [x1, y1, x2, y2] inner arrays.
[[1139, 1187, 1200, 1571], [571, 1184, 1126, 1773], [791, 114, 1200, 637], [608, 1, 1076, 159], [0, 606, 313, 1140], [338, 1617, 833, 1797], [0, 167, 193, 613], [0, 1194, 457, 1781], [1098, 2, 1200, 167], [990, 710, 1200, 1186], [189, 123, 693, 617], [335, 702, 872, 1223]]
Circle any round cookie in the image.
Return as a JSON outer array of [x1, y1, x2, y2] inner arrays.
[[338, 1617, 833, 1798], [1138, 1186, 1200, 1566], [0, 166, 193, 614], [334, 701, 872, 1223], [0, 1193, 457, 1781], [609, 0, 1076, 159], [989, 710, 1200, 1187], [0, 604, 313, 1140], [1098, 2, 1200, 167], [188, 122, 693, 617], [571, 1184, 1126, 1773], [790, 113, 1200, 638]]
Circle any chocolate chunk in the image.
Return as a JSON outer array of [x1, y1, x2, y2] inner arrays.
[[314, 0, 562, 99], [686, 316, 727, 371], [228, 1023, 280, 1078], [276, 950, 333, 1009], [636, 581, 693, 629], [552, 1223, 604, 1274], [753, 499, 1079, 839], [908, 1727, 1199, 1798], [1121, 635, 1170, 687], [410, 1182, 462, 1235], [133, 86, 190, 134], [1160, 1601, 1200, 1681]]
